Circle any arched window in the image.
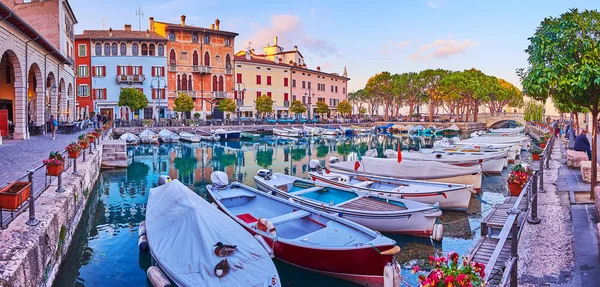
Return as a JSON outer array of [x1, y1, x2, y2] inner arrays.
[[204, 52, 210, 66], [141, 44, 148, 56], [188, 75, 192, 90], [192, 51, 199, 66], [95, 43, 102, 55], [212, 75, 217, 91], [157, 44, 164, 56], [111, 43, 118, 55], [104, 43, 110, 55], [149, 44, 155, 56], [132, 43, 139, 55], [120, 43, 127, 55], [218, 76, 224, 91], [169, 49, 176, 65], [225, 54, 231, 68], [181, 74, 188, 91], [177, 75, 181, 90]]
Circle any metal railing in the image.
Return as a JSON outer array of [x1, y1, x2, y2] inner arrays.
[[0, 133, 104, 229], [115, 74, 145, 83]]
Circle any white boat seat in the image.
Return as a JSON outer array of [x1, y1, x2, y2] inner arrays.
[[218, 190, 257, 201], [352, 181, 374, 188], [291, 186, 324, 195], [268, 210, 311, 225]]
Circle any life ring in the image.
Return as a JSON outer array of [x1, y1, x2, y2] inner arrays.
[[257, 218, 277, 236]]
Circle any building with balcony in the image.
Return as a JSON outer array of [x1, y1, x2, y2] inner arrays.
[[75, 25, 168, 120], [0, 0, 77, 139], [235, 36, 349, 119], [150, 15, 238, 119]]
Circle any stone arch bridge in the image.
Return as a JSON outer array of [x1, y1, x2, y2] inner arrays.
[[476, 113, 526, 127]]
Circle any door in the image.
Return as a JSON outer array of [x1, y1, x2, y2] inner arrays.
[[212, 106, 224, 120], [0, 110, 8, 138], [100, 108, 113, 120]]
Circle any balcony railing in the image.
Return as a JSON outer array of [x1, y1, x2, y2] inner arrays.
[[212, 91, 228, 99], [169, 90, 197, 98], [284, 101, 290, 107], [115, 74, 145, 83], [169, 64, 177, 72], [225, 67, 233, 75], [192, 65, 211, 74]]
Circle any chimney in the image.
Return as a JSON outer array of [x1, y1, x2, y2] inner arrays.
[[108, 28, 113, 37], [124, 24, 132, 31], [294, 45, 298, 51], [149, 17, 155, 31], [146, 29, 150, 38], [210, 24, 215, 29], [180, 15, 186, 26], [273, 36, 278, 46], [279, 58, 283, 63], [215, 18, 220, 30], [317, 66, 320, 72]]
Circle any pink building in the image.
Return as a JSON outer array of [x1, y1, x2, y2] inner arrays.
[[290, 65, 348, 118]]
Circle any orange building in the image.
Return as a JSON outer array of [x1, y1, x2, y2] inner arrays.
[[150, 15, 237, 120]]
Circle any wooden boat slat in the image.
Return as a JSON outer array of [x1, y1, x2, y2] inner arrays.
[[338, 197, 407, 211], [469, 236, 513, 285]]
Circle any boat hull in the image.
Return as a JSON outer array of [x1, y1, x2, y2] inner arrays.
[[481, 157, 506, 174], [140, 136, 159, 144], [216, 131, 241, 141]]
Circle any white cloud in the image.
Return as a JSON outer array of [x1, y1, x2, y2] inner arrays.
[[380, 40, 413, 54], [409, 38, 477, 61]]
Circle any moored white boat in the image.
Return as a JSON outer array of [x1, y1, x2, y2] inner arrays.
[[458, 135, 530, 151], [401, 149, 508, 174], [158, 129, 180, 143], [207, 172, 401, 286], [254, 172, 442, 235], [195, 130, 220, 141], [178, 131, 201, 143], [212, 129, 241, 141], [139, 129, 159, 144], [308, 170, 474, 210], [146, 178, 280, 287], [119, 132, 139, 145], [488, 127, 524, 134], [273, 128, 302, 137], [303, 126, 323, 136]]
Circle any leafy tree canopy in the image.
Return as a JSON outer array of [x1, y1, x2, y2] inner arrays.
[[173, 92, 195, 114], [218, 98, 237, 113], [337, 100, 352, 115], [289, 100, 307, 116], [256, 95, 273, 116], [118, 88, 149, 112], [315, 101, 329, 115]]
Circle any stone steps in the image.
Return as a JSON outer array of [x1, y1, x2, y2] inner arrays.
[[101, 140, 128, 169]]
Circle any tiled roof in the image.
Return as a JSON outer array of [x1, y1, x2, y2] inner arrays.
[[234, 55, 292, 68], [75, 30, 167, 41], [156, 21, 239, 37]]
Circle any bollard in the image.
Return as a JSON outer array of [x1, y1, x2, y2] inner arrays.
[[26, 170, 40, 226], [89, 142, 95, 155], [508, 207, 521, 287], [72, 154, 80, 175], [56, 169, 65, 193], [94, 137, 98, 150], [528, 173, 541, 224], [82, 148, 87, 162], [539, 152, 544, 192]]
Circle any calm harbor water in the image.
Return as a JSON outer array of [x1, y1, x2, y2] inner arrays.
[[54, 134, 511, 287]]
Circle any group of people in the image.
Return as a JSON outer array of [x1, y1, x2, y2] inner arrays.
[[46, 113, 109, 140], [552, 118, 593, 160], [92, 113, 109, 129]]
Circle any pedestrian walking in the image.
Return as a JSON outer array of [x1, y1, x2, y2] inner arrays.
[[102, 114, 108, 125], [49, 115, 58, 140], [92, 114, 98, 129]]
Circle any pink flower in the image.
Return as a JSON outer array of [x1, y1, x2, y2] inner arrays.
[[412, 265, 419, 274]]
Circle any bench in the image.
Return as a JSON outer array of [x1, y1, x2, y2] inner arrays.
[[269, 210, 311, 225], [218, 190, 257, 201], [567, 150, 588, 169], [352, 181, 374, 188], [580, 161, 600, 183]]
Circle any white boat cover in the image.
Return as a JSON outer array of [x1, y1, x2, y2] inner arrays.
[[445, 124, 460, 131], [119, 132, 138, 141], [460, 136, 527, 144], [158, 129, 174, 137], [179, 131, 197, 138], [331, 157, 481, 180], [383, 149, 397, 158], [402, 150, 507, 163], [139, 129, 156, 137], [210, 171, 229, 188], [364, 149, 378, 158], [489, 127, 524, 134], [146, 179, 279, 287]]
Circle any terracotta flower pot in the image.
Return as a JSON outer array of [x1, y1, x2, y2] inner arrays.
[[540, 143, 546, 148], [68, 150, 80, 159], [80, 142, 89, 149], [508, 182, 524, 196], [0, 182, 31, 210], [532, 153, 540, 160], [46, 164, 64, 176]]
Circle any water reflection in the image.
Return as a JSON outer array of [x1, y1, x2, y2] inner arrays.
[[55, 133, 509, 287]]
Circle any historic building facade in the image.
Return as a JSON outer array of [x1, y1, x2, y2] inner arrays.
[[150, 15, 237, 119], [75, 26, 167, 120], [0, 0, 77, 139]]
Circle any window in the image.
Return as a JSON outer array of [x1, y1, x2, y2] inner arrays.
[[93, 88, 106, 100], [284, 78, 288, 87], [104, 43, 110, 55], [284, 93, 289, 102], [307, 82, 311, 89], [292, 95, 296, 101], [302, 81, 306, 89], [169, 32, 175, 41], [218, 76, 224, 91], [335, 86, 338, 93], [152, 88, 167, 100], [132, 66, 142, 75], [192, 51, 199, 66], [95, 43, 102, 55], [203, 35, 210, 44], [141, 44, 148, 56], [302, 96, 306, 104], [192, 34, 198, 43], [267, 92, 272, 98], [224, 37, 231, 46], [266, 76, 272, 85], [236, 73, 242, 83], [152, 66, 165, 77], [212, 76, 218, 91], [111, 43, 117, 55], [77, 65, 88, 77], [149, 44, 156, 56], [204, 52, 210, 66], [182, 74, 188, 90], [225, 54, 231, 68], [117, 65, 127, 75], [343, 87, 346, 94], [177, 75, 181, 90], [158, 44, 164, 57], [292, 79, 296, 88], [120, 43, 127, 56], [256, 91, 261, 99], [93, 66, 106, 77], [77, 85, 89, 96], [188, 75, 193, 90], [256, 75, 261, 85], [78, 44, 87, 57], [169, 49, 176, 65], [331, 85, 334, 92], [132, 44, 139, 56]]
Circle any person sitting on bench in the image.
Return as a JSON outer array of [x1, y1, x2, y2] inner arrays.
[[574, 130, 592, 160]]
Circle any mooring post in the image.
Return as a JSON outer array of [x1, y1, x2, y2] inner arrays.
[[82, 148, 87, 162], [72, 152, 80, 175], [528, 172, 541, 224], [56, 168, 65, 193], [26, 170, 40, 226], [508, 207, 521, 287], [89, 142, 95, 155], [545, 136, 552, 170], [539, 152, 544, 192]]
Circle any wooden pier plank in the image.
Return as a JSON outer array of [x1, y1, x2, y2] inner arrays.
[[469, 237, 513, 285]]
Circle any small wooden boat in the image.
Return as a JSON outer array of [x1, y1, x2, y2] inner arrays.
[[488, 127, 524, 134], [207, 172, 400, 286], [309, 170, 474, 210], [158, 129, 180, 143], [303, 126, 323, 136], [401, 150, 508, 174], [178, 131, 201, 143], [146, 178, 280, 287], [139, 129, 159, 144], [241, 132, 260, 140], [195, 130, 220, 141], [330, 157, 483, 190], [439, 124, 460, 134], [273, 128, 302, 138], [254, 173, 442, 235], [213, 129, 241, 141], [431, 146, 515, 166], [458, 135, 530, 151], [119, 132, 139, 145]]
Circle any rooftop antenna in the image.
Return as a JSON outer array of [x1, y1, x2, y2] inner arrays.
[[102, 19, 107, 30], [246, 42, 252, 50], [136, 6, 144, 31]]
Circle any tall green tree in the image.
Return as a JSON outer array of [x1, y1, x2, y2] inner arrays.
[[315, 101, 329, 117], [118, 88, 149, 115], [337, 100, 352, 116], [520, 8, 600, 199], [289, 100, 307, 118], [420, 69, 449, 121], [486, 78, 523, 115], [173, 92, 195, 119], [218, 98, 236, 119], [255, 95, 273, 118], [366, 72, 394, 121], [348, 89, 367, 114]]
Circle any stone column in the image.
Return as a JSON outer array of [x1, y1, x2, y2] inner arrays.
[[13, 65, 28, 139], [36, 86, 45, 125]]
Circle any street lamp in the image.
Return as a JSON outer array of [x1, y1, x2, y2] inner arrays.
[[150, 76, 167, 127], [304, 88, 316, 121], [232, 82, 246, 125]]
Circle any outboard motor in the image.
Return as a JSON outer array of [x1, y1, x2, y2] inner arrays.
[[157, 175, 172, 186], [329, 156, 340, 164], [309, 159, 322, 172], [211, 171, 229, 189], [257, 169, 272, 178]]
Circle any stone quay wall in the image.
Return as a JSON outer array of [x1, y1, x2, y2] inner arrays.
[[0, 149, 102, 287]]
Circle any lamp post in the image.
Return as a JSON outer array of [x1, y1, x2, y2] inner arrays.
[[304, 88, 315, 122], [233, 82, 246, 125], [150, 76, 167, 127]]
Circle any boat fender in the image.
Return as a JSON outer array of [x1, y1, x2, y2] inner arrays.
[[138, 221, 147, 237], [432, 223, 444, 242], [337, 212, 343, 217], [383, 261, 401, 287], [147, 266, 172, 287], [138, 234, 149, 252], [257, 218, 277, 236], [271, 190, 276, 196], [254, 235, 274, 258], [288, 197, 295, 203]]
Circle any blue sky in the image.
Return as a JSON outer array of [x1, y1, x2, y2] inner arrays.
[[71, 0, 598, 92]]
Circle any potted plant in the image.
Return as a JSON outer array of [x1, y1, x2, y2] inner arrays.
[[413, 251, 486, 287], [86, 132, 96, 142], [44, 151, 64, 176], [0, 181, 31, 210], [539, 137, 547, 148], [66, 142, 82, 158], [531, 147, 543, 160], [78, 135, 89, 149], [507, 164, 532, 196]]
